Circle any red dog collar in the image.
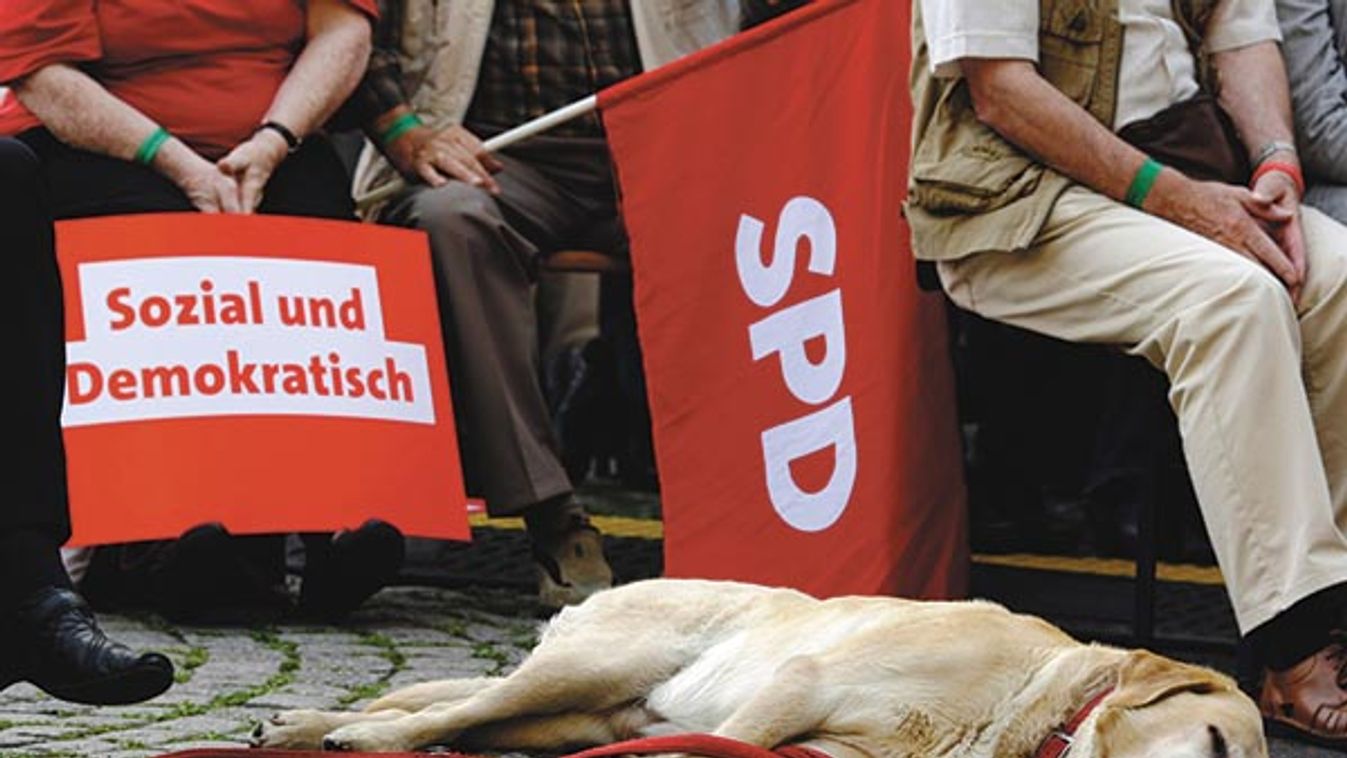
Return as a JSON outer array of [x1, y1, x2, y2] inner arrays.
[[1035, 687, 1115, 758]]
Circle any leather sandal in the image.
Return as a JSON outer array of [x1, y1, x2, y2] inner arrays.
[[1259, 633, 1347, 749]]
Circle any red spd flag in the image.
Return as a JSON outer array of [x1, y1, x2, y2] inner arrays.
[[601, 0, 967, 598]]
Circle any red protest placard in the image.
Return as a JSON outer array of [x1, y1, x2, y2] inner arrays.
[[57, 214, 469, 546], [601, 0, 967, 598]]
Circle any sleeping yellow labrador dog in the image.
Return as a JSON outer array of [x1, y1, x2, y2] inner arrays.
[[251, 578, 1267, 756]]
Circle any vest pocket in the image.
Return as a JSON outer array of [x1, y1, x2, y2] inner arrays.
[[909, 87, 1041, 214], [1038, 0, 1103, 105]]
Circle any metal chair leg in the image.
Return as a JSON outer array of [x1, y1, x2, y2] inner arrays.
[[1134, 470, 1159, 646]]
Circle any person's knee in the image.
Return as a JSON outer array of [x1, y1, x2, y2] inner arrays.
[[406, 182, 532, 285], [1299, 211, 1347, 309], [409, 182, 502, 240], [0, 138, 41, 192], [1151, 262, 1298, 384], [1200, 265, 1297, 343]]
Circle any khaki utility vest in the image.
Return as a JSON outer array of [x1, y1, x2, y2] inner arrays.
[[906, 0, 1219, 261]]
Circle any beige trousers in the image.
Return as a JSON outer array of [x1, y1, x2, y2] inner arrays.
[[938, 186, 1347, 634]]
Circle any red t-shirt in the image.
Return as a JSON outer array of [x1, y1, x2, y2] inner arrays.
[[0, 0, 376, 159]]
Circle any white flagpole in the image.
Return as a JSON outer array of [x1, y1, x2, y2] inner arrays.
[[355, 95, 599, 210]]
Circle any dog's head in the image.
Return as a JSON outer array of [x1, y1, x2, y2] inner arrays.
[[1076, 650, 1267, 758]]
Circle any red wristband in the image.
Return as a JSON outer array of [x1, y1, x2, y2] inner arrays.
[[1251, 159, 1305, 198]]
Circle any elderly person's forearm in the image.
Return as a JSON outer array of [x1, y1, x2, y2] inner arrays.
[[19, 66, 169, 164], [962, 59, 1164, 205], [14, 65, 218, 195], [260, 0, 372, 140], [1212, 41, 1299, 169]]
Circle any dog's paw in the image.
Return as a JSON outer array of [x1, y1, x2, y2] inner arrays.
[[250, 709, 337, 749], [321, 722, 414, 753]]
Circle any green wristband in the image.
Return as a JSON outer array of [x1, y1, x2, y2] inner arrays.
[[134, 126, 170, 166], [379, 112, 424, 146], [1125, 157, 1163, 208]]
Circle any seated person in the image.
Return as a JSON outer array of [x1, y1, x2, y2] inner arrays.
[[343, 0, 752, 607], [0, 0, 403, 620], [1277, 0, 1347, 221], [1, 136, 174, 705], [910, 0, 1347, 748]]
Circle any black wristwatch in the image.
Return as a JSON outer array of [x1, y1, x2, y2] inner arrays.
[[257, 121, 302, 153]]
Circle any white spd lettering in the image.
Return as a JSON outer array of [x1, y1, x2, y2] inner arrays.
[[736, 196, 856, 533]]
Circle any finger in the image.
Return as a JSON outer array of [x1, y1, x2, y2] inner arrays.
[[217, 147, 252, 178], [445, 147, 501, 192], [479, 151, 505, 174], [1243, 226, 1300, 288], [1286, 220, 1309, 283], [217, 179, 243, 215], [469, 155, 503, 193], [1246, 200, 1295, 224], [441, 146, 491, 185], [415, 160, 450, 188], [195, 195, 221, 214], [1241, 188, 1281, 211], [1267, 218, 1308, 286], [240, 168, 268, 213], [434, 153, 491, 188]]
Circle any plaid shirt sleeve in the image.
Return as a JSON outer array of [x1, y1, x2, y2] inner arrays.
[[329, 0, 408, 132]]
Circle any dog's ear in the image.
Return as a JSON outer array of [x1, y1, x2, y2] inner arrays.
[[1108, 650, 1235, 709]]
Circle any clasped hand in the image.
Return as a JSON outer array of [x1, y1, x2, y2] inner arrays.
[[385, 124, 504, 194], [1171, 171, 1307, 301], [165, 129, 290, 214]]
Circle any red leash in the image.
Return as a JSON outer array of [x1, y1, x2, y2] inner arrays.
[[564, 733, 831, 758]]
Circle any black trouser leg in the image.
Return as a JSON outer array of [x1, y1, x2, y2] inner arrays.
[[257, 137, 356, 220], [16, 129, 194, 218], [1, 137, 74, 608], [1248, 584, 1347, 670]]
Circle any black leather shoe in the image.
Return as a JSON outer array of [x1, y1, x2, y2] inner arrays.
[[0, 587, 174, 705], [299, 520, 405, 620]]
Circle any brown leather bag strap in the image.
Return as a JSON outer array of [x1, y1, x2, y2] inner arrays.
[[1170, 0, 1220, 94]]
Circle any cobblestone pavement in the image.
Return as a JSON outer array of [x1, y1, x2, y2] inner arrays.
[[0, 586, 541, 758], [0, 583, 1334, 757]]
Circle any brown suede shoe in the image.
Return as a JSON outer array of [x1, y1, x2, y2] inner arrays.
[[526, 501, 614, 610], [1259, 635, 1347, 748]]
